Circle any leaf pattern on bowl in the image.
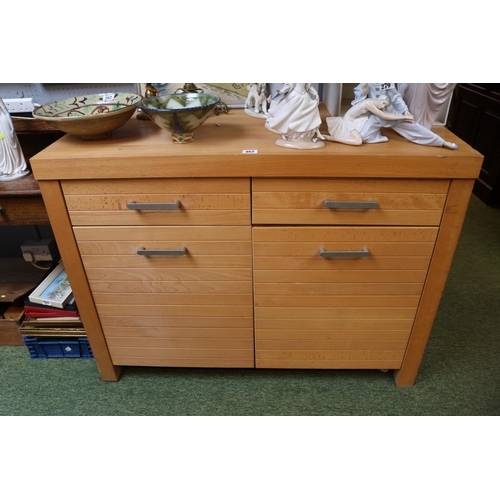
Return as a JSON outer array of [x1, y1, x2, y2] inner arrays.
[[35, 93, 142, 118]]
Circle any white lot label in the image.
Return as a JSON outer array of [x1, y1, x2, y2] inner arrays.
[[100, 93, 116, 102]]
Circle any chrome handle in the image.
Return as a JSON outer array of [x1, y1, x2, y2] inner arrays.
[[127, 200, 181, 210], [324, 198, 378, 209], [319, 247, 371, 258], [137, 246, 186, 256]]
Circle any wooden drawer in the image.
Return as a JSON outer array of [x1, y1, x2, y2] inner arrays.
[[73, 225, 254, 368], [0, 196, 48, 225], [252, 178, 449, 225], [253, 226, 438, 369], [62, 178, 250, 226], [0, 307, 25, 346]]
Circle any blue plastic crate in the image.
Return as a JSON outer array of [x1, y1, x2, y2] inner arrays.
[[23, 337, 93, 359]]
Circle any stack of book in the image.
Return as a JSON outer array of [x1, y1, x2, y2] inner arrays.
[[20, 297, 85, 338]]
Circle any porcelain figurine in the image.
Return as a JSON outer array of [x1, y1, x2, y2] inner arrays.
[[0, 97, 28, 182], [398, 83, 456, 129], [351, 83, 458, 149], [323, 96, 413, 145], [265, 83, 325, 149], [244, 83, 268, 118]]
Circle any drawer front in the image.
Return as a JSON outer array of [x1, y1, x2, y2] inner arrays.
[[74, 225, 254, 368], [63, 178, 250, 226], [0, 196, 48, 225], [253, 226, 438, 369], [252, 178, 449, 225]]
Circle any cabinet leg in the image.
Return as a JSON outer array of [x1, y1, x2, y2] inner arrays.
[[99, 365, 122, 382]]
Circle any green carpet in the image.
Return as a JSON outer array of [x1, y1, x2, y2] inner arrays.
[[1, 194, 499, 416]]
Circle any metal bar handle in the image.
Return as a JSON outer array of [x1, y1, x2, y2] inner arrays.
[[323, 198, 378, 209], [127, 200, 181, 210], [319, 247, 371, 258], [137, 246, 186, 256]]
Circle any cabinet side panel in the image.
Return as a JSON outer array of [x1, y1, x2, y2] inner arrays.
[[394, 179, 475, 386], [37, 180, 120, 381]]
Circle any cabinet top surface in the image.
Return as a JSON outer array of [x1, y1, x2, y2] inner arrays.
[[30, 108, 483, 180]]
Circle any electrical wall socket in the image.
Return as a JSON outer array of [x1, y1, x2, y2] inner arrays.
[[3, 98, 35, 114], [21, 239, 59, 262]]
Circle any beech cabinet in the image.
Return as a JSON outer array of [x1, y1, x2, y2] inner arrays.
[[30, 108, 483, 385]]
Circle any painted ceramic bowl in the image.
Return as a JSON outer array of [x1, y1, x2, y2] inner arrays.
[[32, 92, 142, 139], [138, 93, 221, 143]]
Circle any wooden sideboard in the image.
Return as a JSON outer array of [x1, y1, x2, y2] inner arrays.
[[0, 118, 63, 345], [0, 173, 48, 225], [0, 174, 49, 344], [0, 116, 63, 225], [447, 83, 500, 205], [30, 109, 483, 386]]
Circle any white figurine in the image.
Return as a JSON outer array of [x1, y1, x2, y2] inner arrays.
[[323, 96, 413, 145], [265, 83, 325, 149], [0, 97, 28, 182], [244, 83, 268, 118], [398, 83, 456, 129], [352, 83, 458, 149]]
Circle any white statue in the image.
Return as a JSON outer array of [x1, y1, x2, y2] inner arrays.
[[398, 83, 456, 129], [352, 83, 458, 150], [0, 97, 29, 182], [265, 83, 325, 149], [323, 96, 413, 145], [244, 83, 268, 118]]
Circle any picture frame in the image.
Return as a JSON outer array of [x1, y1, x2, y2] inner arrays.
[[29, 262, 73, 309], [150, 83, 250, 108]]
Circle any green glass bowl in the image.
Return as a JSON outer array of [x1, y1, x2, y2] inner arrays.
[[33, 92, 142, 139], [138, 93, 221, 143]]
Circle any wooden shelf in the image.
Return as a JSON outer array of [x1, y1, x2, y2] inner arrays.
[[0, 258, 48, 346]]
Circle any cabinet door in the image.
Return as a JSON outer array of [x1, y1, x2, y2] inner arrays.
[[253, 226, 438, 369], [74, 225, 254, 368]]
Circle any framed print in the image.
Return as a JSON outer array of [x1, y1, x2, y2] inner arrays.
[[29, 262, 74, 309], [151, 83, 249, 108]]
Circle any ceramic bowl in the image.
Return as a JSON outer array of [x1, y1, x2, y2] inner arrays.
[[32, 92, 142, 139], [137, 93, 221, 143]]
